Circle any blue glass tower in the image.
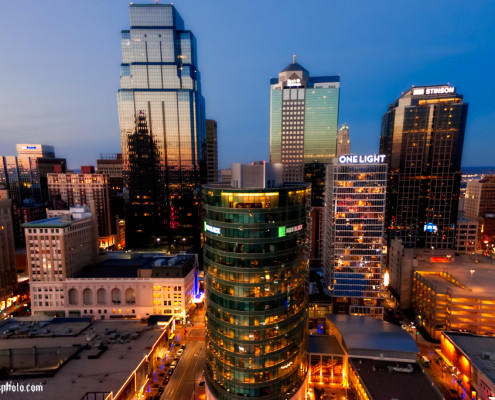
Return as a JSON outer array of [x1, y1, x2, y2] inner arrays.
[[117, 4, 206, 249]]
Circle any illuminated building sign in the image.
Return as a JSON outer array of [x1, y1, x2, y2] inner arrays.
[[21, 146, 37, 150], [287, 78, 301, 87], [338, 154, 386, 164], [412, 86, 455, 96], [424, 223, 438, 233], [286, 224, 303, 234], [204, 222, 221, 235], [278, 226, 286, 237]]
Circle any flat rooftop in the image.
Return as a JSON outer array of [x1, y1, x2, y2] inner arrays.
[[2, 319, 165, 400], [308, 334, 345, 356], [79, 254, 196, 279], [350, 358, 442, 400], [327, 315, 418, 355], [21, 217, 72, 228], [413, 252, 495, 298], [444, 332, 495, 386]]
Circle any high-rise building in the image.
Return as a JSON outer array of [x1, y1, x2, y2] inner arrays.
[[97, 153, 125, 244], [47, 173, 112, 241], [117, 3, 206, 250], [269, 57, 340, 182], [465, 175, 495, 248], [270, 58, 340, 270], [0, 144, 66, 205], [323, 155, 387, 318], [0, 199, 17, 303], [24, 206, 98, 316], [203, 166, 310, 399], [125, 112, 162, 249], [336, 123, 350, 157], [380, 85, 468, 249], [206, 119, 218, 183], [11, 201, 47, 247], [16, 144, 55, 158]]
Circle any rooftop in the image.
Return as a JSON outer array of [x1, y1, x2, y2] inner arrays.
[[21, 217, 73, 228], [308, 334, 345, 356], [1, 319, 165, 400], [79, 254, 196, 279], [327, 315, 418, 355], [350, 358, 442, 400], [444, 332, 495, 385], [412, 252, 495, 298]]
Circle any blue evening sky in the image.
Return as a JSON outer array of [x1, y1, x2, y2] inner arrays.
[[0, 0, 494, 169]]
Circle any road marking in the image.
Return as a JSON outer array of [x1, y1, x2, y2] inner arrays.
[[167, 341, 197, 400]]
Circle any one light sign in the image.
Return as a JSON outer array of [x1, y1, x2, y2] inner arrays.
[[412, 86, 455, 96], [338, 154, 386, 164], [204, 222, 221, 235]]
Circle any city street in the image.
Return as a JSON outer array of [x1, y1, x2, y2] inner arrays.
[[160, 340, 205, 400], [160, 305, 206, 400]]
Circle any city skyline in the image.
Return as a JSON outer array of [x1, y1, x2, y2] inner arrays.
[[0, 1, 494, 169]]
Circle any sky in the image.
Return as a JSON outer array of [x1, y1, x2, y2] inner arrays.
[[0, 0, 494, 170]]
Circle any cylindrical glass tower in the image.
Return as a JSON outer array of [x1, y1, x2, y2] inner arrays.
[[203, 183, 309, 400]]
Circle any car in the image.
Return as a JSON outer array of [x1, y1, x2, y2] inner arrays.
[[168, 367, 175, 376], [178, 349, 184, 356], [181, 344, 186, 350]]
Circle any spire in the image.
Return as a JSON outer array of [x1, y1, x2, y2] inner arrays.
[[292, 54, 296, 64]]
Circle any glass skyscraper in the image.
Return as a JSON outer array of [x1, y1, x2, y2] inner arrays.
[[323, 156, 387, 317], [380, 85, 468, 249], [269, 57, 340, 183], [117, 4, 206, 249], [203, 180, 310, 399]]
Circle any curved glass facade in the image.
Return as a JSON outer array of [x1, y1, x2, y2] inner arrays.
[[204, 184, 310, 399]]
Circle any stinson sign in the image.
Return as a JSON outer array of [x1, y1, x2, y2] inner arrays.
[[412, 86, 455, 96], [338, 154, 386, 164]]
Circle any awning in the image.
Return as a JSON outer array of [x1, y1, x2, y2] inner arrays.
[[435, 348, 454, 369]]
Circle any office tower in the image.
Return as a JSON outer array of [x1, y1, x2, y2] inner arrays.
[[269, 57, 340, 182], [125, 112, 162, 249], [24, 206, 97, 315], [16, 144, 55, 158], [336, 123, 350, 157], [0, 145, 66, 205], [206, 119, 218, 183], [220, 169, 232, 185], [11, 201, 47, 247], [323, 155, 387, 317], [0, 199, 17, 302], [97, 154, 125, 242], [465, 175, 495, 248], [380, 85, 468, 249], [47, 173, 112, 243], [36, 157, 67, 202], [455, 217, 478, 254], [24, 206, 97, 283], [118, 3, 206, 250], [203, 166, 309, 399]]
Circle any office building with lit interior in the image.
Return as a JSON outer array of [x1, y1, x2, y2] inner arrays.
[[323, 155, 387, 317], [380, 85, 468, 249], [269, 57, 339, 183], [117, 3, 205, 249], [203, 163, 310, 399]]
